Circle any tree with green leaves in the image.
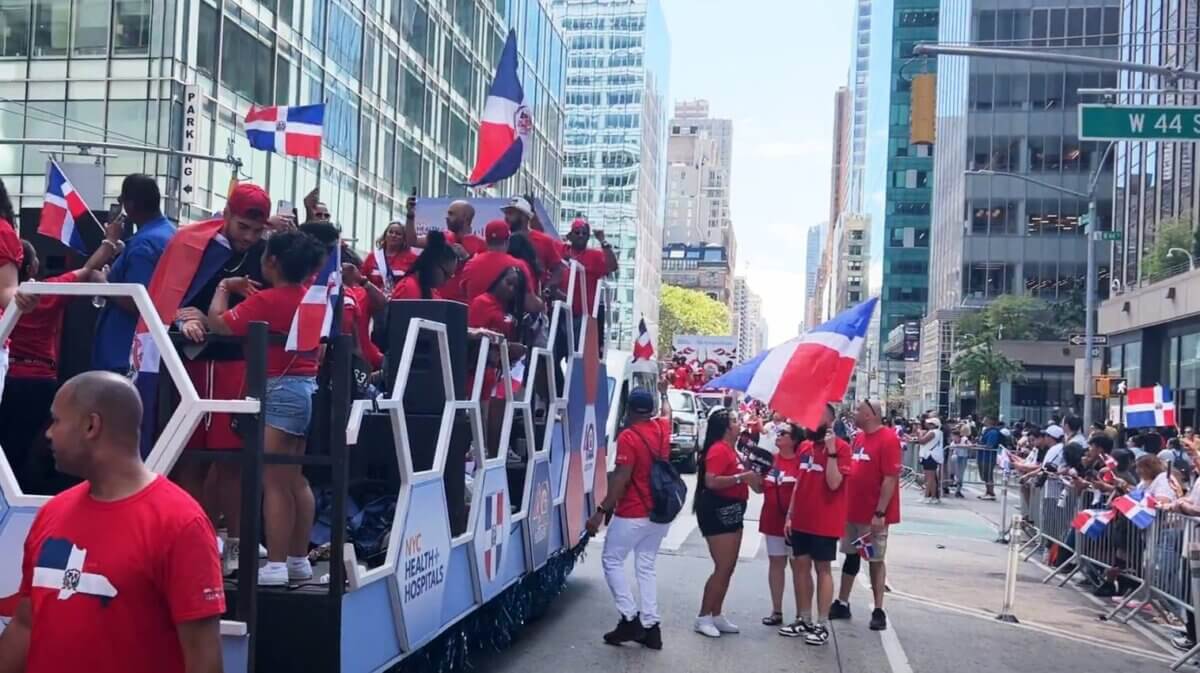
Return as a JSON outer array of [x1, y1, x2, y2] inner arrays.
[[951, 296, 1031, 417], [657, 285, 731, 354], [1143, 214, 1194, 280]]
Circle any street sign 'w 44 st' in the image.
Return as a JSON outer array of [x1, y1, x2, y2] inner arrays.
[[1081, 104, 1200, 142]]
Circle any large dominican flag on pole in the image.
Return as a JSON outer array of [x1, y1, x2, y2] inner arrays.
[[1125, 385, 1176, 428], [467, 30, 530, 186], [705, 298, 878, 429], [39, 160, 92, 253], [633, 317, 654, 361], [245, 104, 325, 159]]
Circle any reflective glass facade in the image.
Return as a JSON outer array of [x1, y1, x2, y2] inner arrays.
[[552, 0, 669, 350], [0, 0, 566, 249]]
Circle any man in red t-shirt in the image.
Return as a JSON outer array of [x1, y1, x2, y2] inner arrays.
[[832, 398, 901, 632], [455, 220, 541, 312], [562, 218, 617, 317], [0, 372, 224, 673], [780, 404, 850, 645], [502, 197, 564, 293], [403, 196, 486, 257], [586, 382, 672, 650]]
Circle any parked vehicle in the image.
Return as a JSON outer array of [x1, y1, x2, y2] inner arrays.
[[604, 350, 661, 470], [667, 387, 704, 473]]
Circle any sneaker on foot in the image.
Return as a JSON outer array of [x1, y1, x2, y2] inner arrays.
[[869, 608, 887, 631], [712, 615, 739, 634], [1173, 635, 1197, 652], [805, 623, 830, 646], [829, 600, 852, 620], [287, 556, 313, 581], [222, 538, 241, 577], [694, 616, 721, 638], [603, 614, 645, 645], [777, 619, 813, 638], [636, 622, 663, 650], [258, 562, 288, 587]]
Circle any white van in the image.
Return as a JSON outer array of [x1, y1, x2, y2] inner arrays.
[[604, 350, 661, 470]]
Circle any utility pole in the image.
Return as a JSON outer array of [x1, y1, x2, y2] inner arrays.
[[916, 41, 1193, 429]]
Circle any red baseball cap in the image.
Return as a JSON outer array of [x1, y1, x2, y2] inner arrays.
[[570, 218, 589, 233], [484, 219, 511, 243], [227, 183, 270, 222]]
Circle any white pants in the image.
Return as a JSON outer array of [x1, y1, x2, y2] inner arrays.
[[601, 515, 669, 627]]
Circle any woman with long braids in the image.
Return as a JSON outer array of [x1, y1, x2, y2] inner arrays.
[[694, 408, 761, 638], [389, 230, 460, 300]]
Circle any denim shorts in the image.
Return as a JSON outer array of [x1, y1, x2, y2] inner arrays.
[[264, 375, 317, 436]]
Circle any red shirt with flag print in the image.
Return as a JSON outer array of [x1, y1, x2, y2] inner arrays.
[[564, 247, 609, 316], [789, 437, 853, 538], [18, 476, 226, 673], [704, 440, 748, 501], [845, 427, 903, 525], [222, 285, 319, 377], [760, 452, 801, 537], [614, 417, 671, 518], [361, 248, 418, 287], [8, 271, 82, 379]]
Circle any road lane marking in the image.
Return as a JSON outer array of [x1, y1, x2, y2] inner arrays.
[[878, 618, 915, 673]]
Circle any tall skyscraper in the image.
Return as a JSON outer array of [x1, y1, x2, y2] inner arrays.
[[804, 223, 825, 329], [553, 0, 671, 349], [733, 276, 764, 363], [663, 100, 736, 268], [0, 1, 567, 249], [923, 0, 1118, 418]]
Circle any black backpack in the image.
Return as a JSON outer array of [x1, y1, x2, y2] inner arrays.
[[1172, 448, 1194, 481], [633, 425, 688, 524]]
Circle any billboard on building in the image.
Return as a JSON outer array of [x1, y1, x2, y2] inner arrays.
[[903, 321, 921, 362], [672, 335, 738, 376]]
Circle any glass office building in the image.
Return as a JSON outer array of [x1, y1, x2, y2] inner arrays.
[[551, 0, 669, 350], [0, 0, 566, 249]]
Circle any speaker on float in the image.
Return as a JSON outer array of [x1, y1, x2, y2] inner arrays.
[[377, 299, 467, 414]]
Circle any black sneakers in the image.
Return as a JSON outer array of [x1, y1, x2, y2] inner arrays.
[[805, 623, 830, 646], [777, 618, 813, 638], [869, 608, 887, 631], [829, 600, 852, 620], [636, 623, 663, 650], [603, 614, 645, 645]]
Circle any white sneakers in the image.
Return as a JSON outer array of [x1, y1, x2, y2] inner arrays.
[[694, 615, 739, 638], [288, 556, 313, 581], [257, 557, 313, 587]]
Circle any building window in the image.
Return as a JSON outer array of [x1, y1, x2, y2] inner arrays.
[[850, 230, 864, 241], [964, 263, 1012, 298], [73, 0, 109, 55], [113, 0, 150, 54], [848, 245, 862, 256], [0, 0, 30, 56], [32, 0, 69, 56], [328, 1, 362, 77], [221, 18, 272, 103], [196, 2, 218, 75]]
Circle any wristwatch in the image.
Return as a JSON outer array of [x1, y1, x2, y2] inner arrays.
[[734, 474, 743, 485], [597, 504, 613, 516], [874, 510, 886, 519]]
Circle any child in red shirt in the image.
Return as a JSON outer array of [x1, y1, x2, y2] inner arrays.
[[208, 230, 325, 587]]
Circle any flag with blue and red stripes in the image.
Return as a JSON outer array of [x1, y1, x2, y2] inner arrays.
[[38, 160, 92, 253], [286, 243, 340, 352], [467, 30, 529, 186], [1113, 489, 1157, 529], [1071, 508, 1115, 539], [245, 104, 325, 159]]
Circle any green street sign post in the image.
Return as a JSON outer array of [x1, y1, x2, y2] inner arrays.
[[1080, 104, 1200, 141], [1099, 230, 1123, 241]]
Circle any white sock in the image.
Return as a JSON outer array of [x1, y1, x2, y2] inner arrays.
[[287, 555, 309, 567], [799, 610, 812, 623], [264, 561, 286, 572]]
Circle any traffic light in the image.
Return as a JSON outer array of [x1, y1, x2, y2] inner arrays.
[[910, 73, 936, 145], [1094, 376, 1111, 398]]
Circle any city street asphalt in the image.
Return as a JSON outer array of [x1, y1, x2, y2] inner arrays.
[[488, 477, 1182, 673]]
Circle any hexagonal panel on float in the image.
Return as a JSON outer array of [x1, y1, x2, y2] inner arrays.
[[525, 459, 553, 570], [0, 509, 38, 629], [469, 465, 511, 602], [390, 479, 451, 652]]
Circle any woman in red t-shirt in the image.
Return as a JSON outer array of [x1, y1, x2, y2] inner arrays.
[[693, 407, 761, 638], [759, 421, 804, 627], [389, 231, 459, 301], [361, 220, 418, 293], [468, 266, 527, 457], [0, 181, 22, 402], [208, 230, 325, 587]]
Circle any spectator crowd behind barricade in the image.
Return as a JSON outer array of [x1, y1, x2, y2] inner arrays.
[[0, 175, 615, 588]]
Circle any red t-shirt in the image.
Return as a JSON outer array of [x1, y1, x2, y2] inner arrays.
[[468, 292, 516, 339], [222, 285, 320, 377], [790, 438, 853, 538], [19, 476, 226, 673], [0, 218, 22, 347], [8, 271, 80, 379], [704, 440, 748, 501], [614, 417, 670, 518], [457, 251, 535, 302], [342, 285, 383, 369], [525, 229, 563, 286], [456, 232, 487, 256], [845, 427, 903, 525], [672, 366, 690, 389], [361, 248, 418, 287], [759, 453, 801, 537], [565, 247, 608, 316], [390, 274, 442, 301]]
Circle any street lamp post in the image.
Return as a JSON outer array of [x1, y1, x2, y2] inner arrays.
[[966, 154, 1111, 430], [1168, 247, 1197, 271]]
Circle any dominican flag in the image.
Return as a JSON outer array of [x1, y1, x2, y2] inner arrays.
[[467, 30, 529, 186], [38, 160, 92, 253], [1113, 489, 1157, 529], [1125, 385, 1176, 429], [853, 533, 878, 560], [286, 244, 339, 352], [1101, 453, 1118, 483], [704, 298, 877, 429], [633, 318, 654, 361], [1071, 508, 1115, 539], [482, 490, 505, 581], [245, 104, 325, 159]]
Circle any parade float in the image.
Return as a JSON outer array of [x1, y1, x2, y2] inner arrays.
[[0, 201, 613, 673]]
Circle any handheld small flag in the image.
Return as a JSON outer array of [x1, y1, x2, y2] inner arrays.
[[853, 533, 877, 560], [1101, 453, 1118, 483], [1125, 385, 1176, 429], [39, 160, 94, 253], [1112, 489, 1157, 529], [245, 104, 325, 159], [286, 244, 340, 352], [633, 318, 654, 361], [467, 30, 530, 186], [1071, 509, 1115, 539]]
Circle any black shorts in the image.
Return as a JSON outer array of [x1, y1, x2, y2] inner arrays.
[[921, 456, 941, 471], [789, 531, 839, 562], [696, 490, 747, 537]]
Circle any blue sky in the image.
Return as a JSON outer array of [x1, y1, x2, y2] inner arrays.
[[659, 0, 853, 346]]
